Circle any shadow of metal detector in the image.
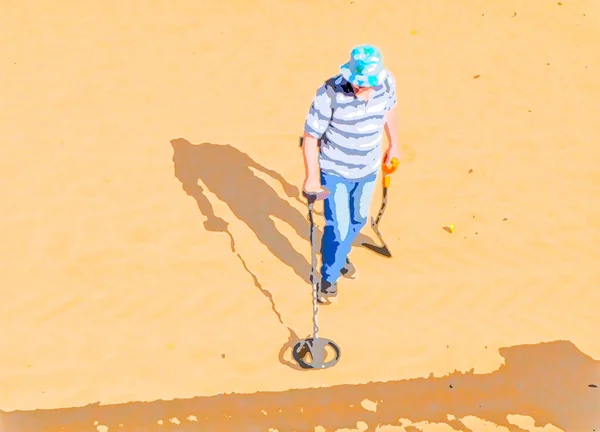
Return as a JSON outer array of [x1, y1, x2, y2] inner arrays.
[[361, 157, 399, 258], [292, 189, 341, 370]]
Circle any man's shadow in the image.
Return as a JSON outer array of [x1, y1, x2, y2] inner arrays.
[[171, 138, 377, 284]]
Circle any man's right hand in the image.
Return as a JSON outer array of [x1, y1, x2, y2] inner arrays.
[[302, 177, 329, 200]]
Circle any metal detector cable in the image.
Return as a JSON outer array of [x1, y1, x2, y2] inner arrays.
[[307, 199, 319, 339]]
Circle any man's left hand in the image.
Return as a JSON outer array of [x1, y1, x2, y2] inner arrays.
[[383, 146, 401, 167]]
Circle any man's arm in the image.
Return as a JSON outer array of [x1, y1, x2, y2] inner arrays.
[[383, 74, 400, 164], [384, 107, 399, 151], [302, 84, 332, 193], [301, 132, 321, 187]]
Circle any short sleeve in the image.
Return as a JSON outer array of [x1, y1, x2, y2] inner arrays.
[[385, 72, 397, 111], [304, 84, 333, 139]]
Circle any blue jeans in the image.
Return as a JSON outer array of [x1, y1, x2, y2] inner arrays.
[[320, 171, 378, 283]]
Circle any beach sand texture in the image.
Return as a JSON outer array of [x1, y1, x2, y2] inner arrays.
[[1, 0, 599, 430]]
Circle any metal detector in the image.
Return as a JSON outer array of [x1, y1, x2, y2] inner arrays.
[[361, 157, 399, 258], [292, 189, 341, 370]]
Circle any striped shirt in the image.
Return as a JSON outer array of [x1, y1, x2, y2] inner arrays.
[[304, 72, 396, 180]]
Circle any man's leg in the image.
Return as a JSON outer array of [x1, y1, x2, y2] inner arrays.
[[319, 172, 352, 292], [348, 172, 378, 250]]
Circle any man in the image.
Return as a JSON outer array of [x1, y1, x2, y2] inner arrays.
[[301, 44, 400, 299]]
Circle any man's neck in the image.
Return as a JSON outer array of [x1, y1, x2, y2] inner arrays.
[[355, 88, 374, 101]]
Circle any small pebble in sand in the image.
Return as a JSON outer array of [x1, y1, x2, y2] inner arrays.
[[357, 421, 368, 431], [361, 399, 378, 412]]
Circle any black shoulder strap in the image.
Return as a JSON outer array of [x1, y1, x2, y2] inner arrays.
[[324, 77, 339, 112]]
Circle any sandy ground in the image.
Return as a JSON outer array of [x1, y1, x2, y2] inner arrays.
[[1, 0, 600, 430]]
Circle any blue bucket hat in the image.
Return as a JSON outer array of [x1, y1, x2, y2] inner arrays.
[[340, 44, 388, 87]]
